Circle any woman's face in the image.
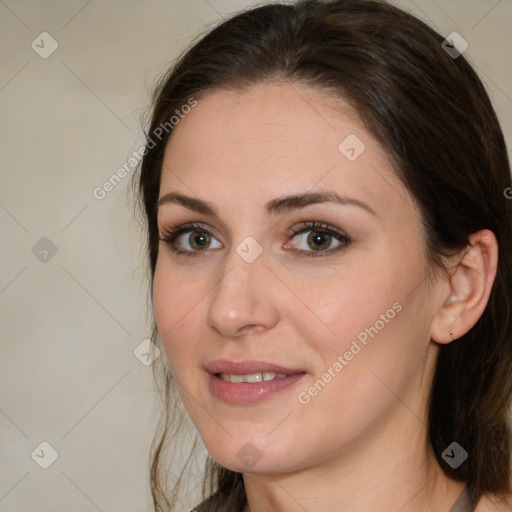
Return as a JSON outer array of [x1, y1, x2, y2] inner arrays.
[[153, 82, 445, 474]]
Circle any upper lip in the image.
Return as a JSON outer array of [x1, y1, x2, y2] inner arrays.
[[206, 359, 306, 375]]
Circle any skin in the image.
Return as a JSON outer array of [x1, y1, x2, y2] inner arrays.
[[152, 81, 503, 511]]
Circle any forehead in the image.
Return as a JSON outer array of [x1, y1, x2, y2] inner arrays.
[[164, 82, 362, 163], [160, 82, 411, 218]]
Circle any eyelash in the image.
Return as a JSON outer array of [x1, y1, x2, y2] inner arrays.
[[158, 221, 352, 258]]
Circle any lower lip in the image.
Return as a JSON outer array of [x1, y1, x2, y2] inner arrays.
[[209, 373, 306, 404]]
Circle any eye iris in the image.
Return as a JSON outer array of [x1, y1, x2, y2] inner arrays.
[[307, 231, 331, 251], [189, 231, 210, 250]]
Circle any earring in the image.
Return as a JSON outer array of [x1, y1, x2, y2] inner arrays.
[[449, 330, 454, 342]]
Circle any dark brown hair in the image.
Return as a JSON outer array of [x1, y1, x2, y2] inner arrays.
[[134, 0, 512, 509]]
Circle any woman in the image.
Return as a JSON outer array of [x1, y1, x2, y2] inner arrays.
[[135, 0, 512, 510]]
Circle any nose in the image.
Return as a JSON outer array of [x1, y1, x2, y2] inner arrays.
[[206, 246, 280, 338]]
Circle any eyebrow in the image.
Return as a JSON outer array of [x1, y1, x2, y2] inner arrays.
[[157, 190, 378, 218]]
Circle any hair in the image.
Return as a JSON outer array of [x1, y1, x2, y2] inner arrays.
[[133, 0, 512, 510]]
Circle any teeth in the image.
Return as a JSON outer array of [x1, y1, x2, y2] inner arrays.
[[218, 372, 289, 383], [230, 374, 249, 383]]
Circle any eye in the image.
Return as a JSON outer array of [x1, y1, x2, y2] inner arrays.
[[158, 220, 351, 258], [285, 221, 351, 257], [159, 222, 222, 256]]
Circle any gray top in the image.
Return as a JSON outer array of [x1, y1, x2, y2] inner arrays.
[[450, 487, 475, 512]]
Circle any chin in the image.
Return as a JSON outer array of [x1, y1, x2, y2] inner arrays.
[[200, 432, 307, 475]]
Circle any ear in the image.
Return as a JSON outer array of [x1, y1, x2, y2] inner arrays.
[[431, 229, 498, 344]]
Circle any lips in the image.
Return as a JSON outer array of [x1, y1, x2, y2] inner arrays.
[[205, 359, 306, 376], [206, 359, 307, 404]]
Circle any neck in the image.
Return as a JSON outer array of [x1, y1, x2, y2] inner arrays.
[[242, 407, 466, 512]]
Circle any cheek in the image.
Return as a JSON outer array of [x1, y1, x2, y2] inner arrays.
[[153, 263, 174, 335], [296, 255, 427, 395], [307, 274, 433, 412], [290, 261, 402, 356], [152, 262, 203, 368]]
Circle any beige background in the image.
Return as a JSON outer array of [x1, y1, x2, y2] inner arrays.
[[0, 1, 511, 511]]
